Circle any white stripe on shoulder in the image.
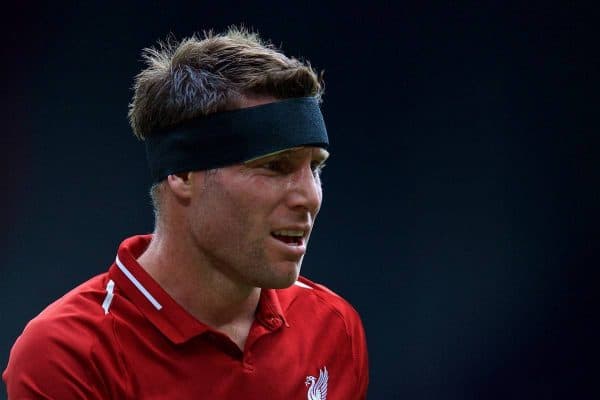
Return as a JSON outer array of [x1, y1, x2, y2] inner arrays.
[[102, 279, 115, 314], [294, 280, 313, 289], [115, 256, 163, 310]]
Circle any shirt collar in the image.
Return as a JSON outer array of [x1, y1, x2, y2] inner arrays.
[[108, 235, 287, 344]]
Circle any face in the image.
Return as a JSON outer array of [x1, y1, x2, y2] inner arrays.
[[187, 146, 329, 289]]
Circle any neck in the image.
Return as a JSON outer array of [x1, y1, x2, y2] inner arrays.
[[137, 226, 260, 348]]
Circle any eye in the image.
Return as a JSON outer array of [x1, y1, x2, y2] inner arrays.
[[311, 161, 326, 177], [260, 159, 290, 174]]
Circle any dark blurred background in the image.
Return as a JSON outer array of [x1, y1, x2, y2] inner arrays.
[[1, 1, 597, 398]]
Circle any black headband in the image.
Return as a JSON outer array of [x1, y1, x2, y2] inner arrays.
[[145, 97, 329, 182]]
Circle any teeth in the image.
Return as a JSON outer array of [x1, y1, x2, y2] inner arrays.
[[273, 230, 304, 237]]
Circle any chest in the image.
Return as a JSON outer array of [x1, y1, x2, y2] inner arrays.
[[107, 313, 357, 399]]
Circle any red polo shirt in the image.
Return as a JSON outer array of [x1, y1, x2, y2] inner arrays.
[[4, 235, 369, 399]]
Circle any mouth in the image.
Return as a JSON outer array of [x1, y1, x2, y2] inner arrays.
[[271, 229, 306, 246]]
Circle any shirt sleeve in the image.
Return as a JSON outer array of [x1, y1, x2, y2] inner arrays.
[[3, 317, 108, 400], [351, 308, 369, 400]]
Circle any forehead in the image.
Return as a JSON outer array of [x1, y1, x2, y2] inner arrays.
[[244, 146, 329, 164]]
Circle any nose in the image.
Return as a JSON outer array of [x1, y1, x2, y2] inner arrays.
[[286, 163, 322, 216]]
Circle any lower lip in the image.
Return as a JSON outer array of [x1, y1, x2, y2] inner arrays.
[[269, 236, 306, 257]]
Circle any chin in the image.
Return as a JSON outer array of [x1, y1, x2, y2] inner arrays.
[[257, 262, 301, 289], [266, 277, 297, 289]]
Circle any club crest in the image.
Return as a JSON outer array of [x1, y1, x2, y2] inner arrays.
[[305, 366, 328, 400]]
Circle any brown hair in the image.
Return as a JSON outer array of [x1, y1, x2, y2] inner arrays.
[[128, 27, 323, 139]]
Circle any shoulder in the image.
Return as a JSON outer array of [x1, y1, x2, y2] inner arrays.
[[278, 276, 369, 390], [26, 273, 112, 339], [278, 275, 364, 329], [17, 273, 111, 342], [3, 274, 116, 399]]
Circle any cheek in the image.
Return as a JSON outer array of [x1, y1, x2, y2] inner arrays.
[[192, 174, 286, 238], [193, 187, 264, 240], [241, 178, 286, 213]]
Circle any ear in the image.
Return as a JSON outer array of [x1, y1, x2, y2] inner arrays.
[[166, 172, 193, 200]]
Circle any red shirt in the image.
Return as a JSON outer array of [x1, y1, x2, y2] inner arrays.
[[4, 235, 369, 399]]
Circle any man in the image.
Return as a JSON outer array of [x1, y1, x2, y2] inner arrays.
[[3, 28, 368, 399]]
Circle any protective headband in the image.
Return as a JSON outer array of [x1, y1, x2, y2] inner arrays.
[[145, 96, 329, 182]]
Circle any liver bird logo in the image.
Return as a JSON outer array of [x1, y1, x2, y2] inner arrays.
[[305, 367, 328, 400]]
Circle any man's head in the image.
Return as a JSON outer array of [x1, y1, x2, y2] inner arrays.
[[128, 27, 322, 139], [128, 27, 325, 215], [128, 28, 329, 289]]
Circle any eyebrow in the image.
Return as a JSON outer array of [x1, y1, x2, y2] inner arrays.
[[244, 147, 329, 165], [243, 148, 301, 164]]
